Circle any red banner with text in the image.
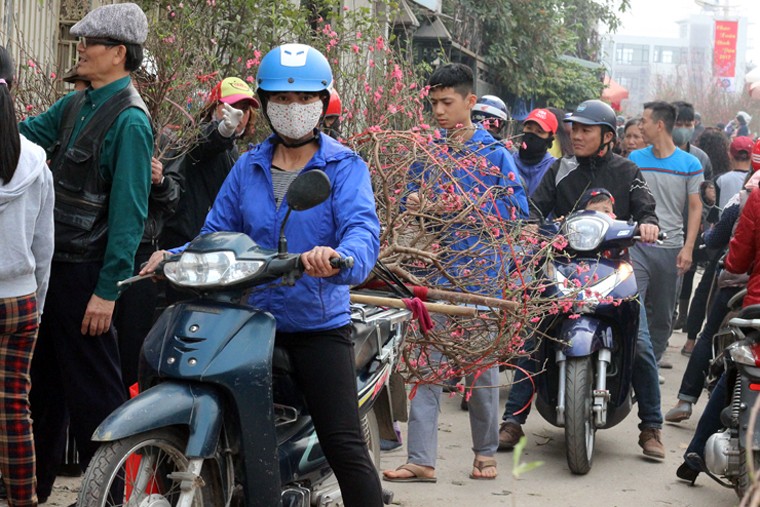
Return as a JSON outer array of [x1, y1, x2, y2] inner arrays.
[[714, 20, 738, 79]]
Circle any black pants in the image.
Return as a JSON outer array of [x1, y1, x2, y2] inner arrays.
[[276, 326, 382, 507], [30, 262, 127, 500], [678, 286, 741, 402], [113, 250, 157, 390]]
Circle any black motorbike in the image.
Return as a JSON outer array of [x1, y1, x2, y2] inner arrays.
[[696, 296, 760, 497]]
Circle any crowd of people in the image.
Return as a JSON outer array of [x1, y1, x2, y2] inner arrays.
[[0, 2, 760, 506]]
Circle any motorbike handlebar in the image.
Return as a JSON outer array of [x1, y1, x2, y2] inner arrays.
[[116, 273, 153, 288], [330, 256, 354, 269], [632, 231, 667, 245], [119, 255, 355, 290]]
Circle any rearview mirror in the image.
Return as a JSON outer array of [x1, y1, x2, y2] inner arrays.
[[286, 170, 331, 211], [278, 170, 332, 256]]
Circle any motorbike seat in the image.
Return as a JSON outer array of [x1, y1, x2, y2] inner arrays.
[[352, 319, 390, 370], [738, 304, 760, 321]]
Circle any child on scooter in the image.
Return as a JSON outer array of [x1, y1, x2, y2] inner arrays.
[[579, 187, 616, 218]]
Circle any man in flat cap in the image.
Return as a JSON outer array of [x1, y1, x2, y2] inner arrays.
[[19, 2, 152, 501]]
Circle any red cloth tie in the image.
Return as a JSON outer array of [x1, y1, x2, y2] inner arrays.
[[402, 297, 435, 333]]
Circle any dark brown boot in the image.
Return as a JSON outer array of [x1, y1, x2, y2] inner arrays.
[[498, 421, 524, 450]]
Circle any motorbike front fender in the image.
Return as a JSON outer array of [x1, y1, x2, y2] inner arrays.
[[92, 381, 222, 459], [559, 316, 613, 357]]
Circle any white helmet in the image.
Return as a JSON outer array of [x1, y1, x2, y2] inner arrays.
[[737, 111, 752, 125]]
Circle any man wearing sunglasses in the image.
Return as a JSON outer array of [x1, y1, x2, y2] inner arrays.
[[18, 3, 152, 502]]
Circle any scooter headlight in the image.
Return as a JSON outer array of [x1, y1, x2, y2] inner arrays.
[[565, 216, 609, 251], [164, 251, 264, 287]]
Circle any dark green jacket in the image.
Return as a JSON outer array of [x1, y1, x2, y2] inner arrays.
[[20, 75, 153, 300]]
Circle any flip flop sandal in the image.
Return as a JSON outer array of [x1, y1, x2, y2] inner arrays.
[[470, 457, 498, 480], [382, 463, 437, 483]]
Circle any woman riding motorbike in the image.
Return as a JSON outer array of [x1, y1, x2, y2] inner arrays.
[[141, 43, 383, 507]]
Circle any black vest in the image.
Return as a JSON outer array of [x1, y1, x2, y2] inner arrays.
[[49, 84, 149, 262]]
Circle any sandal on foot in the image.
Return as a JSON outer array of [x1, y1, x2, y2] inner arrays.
[[470, 457, 498, 480], [382, 463, 437, 483]]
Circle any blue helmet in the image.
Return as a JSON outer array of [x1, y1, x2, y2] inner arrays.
[[471, 95, 510, 123], [256, 43, 333, 94]]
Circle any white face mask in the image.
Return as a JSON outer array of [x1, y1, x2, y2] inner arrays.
[[267, 100, 323, 140]]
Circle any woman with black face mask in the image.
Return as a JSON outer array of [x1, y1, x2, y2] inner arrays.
[[513, 108, 558, 196]]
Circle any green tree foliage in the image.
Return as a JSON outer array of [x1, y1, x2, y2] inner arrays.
[[131, 0, 419, 149], [441, 0, 629, 108]]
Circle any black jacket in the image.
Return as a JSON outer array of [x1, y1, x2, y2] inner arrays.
[[529, 150, 659, 226], [160, 120, 239, 249], [140, 159, 182, 251]]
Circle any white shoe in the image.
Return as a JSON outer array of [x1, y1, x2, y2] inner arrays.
[[658, 375, 665, 385]]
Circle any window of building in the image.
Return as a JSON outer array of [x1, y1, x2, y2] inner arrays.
[[615, 44, 649, 65], [653, 45, 685, 64]]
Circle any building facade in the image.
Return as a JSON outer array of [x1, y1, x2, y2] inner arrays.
[[1, 0, 116, 77], [602, 14, 748, 113]]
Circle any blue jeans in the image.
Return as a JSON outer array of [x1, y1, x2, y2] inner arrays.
[[502, 346, 539, 425], [678, 286, 741, 404], [503, 300, 662, 430], [684, 372, 728, 470], [633, 298, 663, 429], [685, 256, 719, 341]]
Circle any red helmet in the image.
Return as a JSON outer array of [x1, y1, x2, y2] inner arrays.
[[326, 88, 342, 117]]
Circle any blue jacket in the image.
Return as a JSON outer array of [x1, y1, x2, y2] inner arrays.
[[197, 133, 380, 333], [512, 151, 556, 197], [410, 127, 527, 218], [409, 126, 528, 294]]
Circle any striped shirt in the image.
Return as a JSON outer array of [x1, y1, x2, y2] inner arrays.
[[629, 146, 703, 248], [271, 165, 300, 208]]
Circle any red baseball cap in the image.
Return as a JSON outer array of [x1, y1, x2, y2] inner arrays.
[[523, 108, 558, 134], [752, 138, 760, 171], [730, 136, 754, 159]]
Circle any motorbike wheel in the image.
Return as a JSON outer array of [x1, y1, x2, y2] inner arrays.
[[564, 357, 595, 475], [77, 428, 225, 507], [736, 447, 760, 498], [362, 409, 381, 470]]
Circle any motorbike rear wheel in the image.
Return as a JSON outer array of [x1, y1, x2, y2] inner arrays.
[[736, 446, 760, 499], [77, 428, 225, 507], [362, 409, 381, 469], [564, 357, 595, 475]]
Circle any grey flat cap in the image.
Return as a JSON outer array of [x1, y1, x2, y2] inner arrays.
[[70, 2, 148, 45]]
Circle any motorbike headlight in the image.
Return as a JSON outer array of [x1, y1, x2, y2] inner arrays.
[[565, 216, 609, 251], [164, 251, 264, 287]]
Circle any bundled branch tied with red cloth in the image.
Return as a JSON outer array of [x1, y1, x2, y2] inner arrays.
[[349, 128, 588, 385]]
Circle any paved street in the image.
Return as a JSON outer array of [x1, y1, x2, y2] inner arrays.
[[36, 330, 736, 506], [382, 329, 734, 507]]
